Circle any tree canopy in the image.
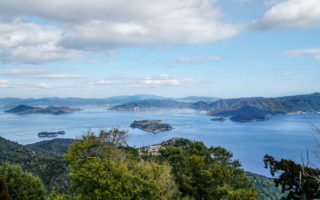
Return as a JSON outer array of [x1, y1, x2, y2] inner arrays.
[[0, 162, 46, 200]]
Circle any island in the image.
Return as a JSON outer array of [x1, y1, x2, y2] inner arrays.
[[130, 120, 173, 133], [210, 117, 226, 122], [230, 114, 269, 122], [37, 131, 65, 137], [4, 105, 81, 115]]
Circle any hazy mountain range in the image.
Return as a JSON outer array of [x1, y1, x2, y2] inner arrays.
[[0, 95, 219, 109], [2, 93, 320, 122]]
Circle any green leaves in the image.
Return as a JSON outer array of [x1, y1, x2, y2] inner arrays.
[[0, 162, 46, 200], [65, 128, 180, 200], [159, 140, 259, 199]]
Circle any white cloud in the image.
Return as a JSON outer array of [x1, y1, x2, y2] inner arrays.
[[252, 0, 320, 30], [285, 48, 320, 60], [0, 80, 58, 89], [0, 66, 86, 79], [93, 75, 196, 88], [177, 55, 221, 63], [41, 74, 85, 79], [0, 0, 239, 64], [284, 72, 291, 76], [0, 67, 51, 76], [0, 79, 8, 87], [0, 20, 85, 63], [314, 55, 320, 60]]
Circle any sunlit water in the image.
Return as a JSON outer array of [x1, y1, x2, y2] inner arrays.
[[1, 106, 320, 176]]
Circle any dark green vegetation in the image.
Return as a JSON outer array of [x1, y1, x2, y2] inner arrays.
[[0, 131, 289, 199], [156, 138, 259, 199], [0, 177, 11, 200], [0, 163, 46, 200], [246, 172, 284, 200], [5, 105, 80, 115], [0, 137, 70, 193], [264, 155, 320, 200], [210, 117, 226, 121], [130, 120, 173, 133]]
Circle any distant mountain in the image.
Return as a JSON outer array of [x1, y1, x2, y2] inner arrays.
[[0, 95, 168, 108], [5, 105, 81, 115], [109, 99, 189, 111], [193, 93, 320, 122], [177, 96, 219, 102], [0, 95, 219, 108]]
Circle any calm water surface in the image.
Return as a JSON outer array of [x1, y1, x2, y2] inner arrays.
[[1, 106, 320, 176]]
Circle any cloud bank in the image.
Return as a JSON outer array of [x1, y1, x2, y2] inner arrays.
[[252, 0, 320, 30], [0, 0, 239, 63]]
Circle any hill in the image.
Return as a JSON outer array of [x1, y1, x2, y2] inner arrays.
[[109, 99, 189, 111], [5, 105, 81, 115], [192, 93, 320, 122]]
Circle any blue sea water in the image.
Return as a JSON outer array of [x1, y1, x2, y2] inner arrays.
[[1, 106, 320, 176]]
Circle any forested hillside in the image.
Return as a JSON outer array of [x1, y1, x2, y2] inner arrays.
[[0, 132, 284, 199]]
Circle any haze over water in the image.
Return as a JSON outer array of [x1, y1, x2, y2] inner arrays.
[[1, 106, 320, 176]]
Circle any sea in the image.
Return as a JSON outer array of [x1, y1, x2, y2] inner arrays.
[[1, 106, 320, 176]]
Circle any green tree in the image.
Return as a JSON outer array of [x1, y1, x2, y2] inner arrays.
[[0, 177, 11, 200], [65, 128, 180, 199], [158, 140, 259, 200], [264, 155, 320, 200], [0, 162, 46, 200]]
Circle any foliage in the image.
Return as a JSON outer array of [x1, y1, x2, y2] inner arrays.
[[0, 177, 11, 200], [246, 172, 284, 200], [158, 139, 259, 199], [46, 190, 74, 200], [0, 162, 46, 200], [0, 137, 70, 193], [264, 154, 320, 200], [65, 128, 180, 200]]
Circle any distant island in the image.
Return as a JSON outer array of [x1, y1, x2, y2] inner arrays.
[[38, 131, 65, 137], [130, 120, 173, 133], [5, 105, 81, 115], [210, 117, 226, 122]]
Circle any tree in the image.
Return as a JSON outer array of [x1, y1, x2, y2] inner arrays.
[[158, 140, 259, 199], [0, 162, 46, 200], [0, 177, 11, 200], [264, 155, 320, 200], [65, 128, 180, 199], [264, 121, 320, 199]]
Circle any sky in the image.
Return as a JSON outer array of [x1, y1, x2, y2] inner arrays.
[[0, 0, 319, 98]]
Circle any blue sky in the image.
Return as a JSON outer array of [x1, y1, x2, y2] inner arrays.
[[0, 0, 319, 98]]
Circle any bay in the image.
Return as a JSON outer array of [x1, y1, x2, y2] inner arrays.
[[1, 106, 320, 176]]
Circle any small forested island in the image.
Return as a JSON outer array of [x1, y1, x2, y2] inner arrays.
[[230, 114, 269, 122], [210, 117, 226, 122], [130, 120, 173, 133], [4, 105, 81, 115], [37, 131, 65, 137]]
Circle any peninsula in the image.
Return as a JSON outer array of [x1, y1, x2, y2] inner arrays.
[[5, 105, 81, 115], [130, 120, 173, 133]]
